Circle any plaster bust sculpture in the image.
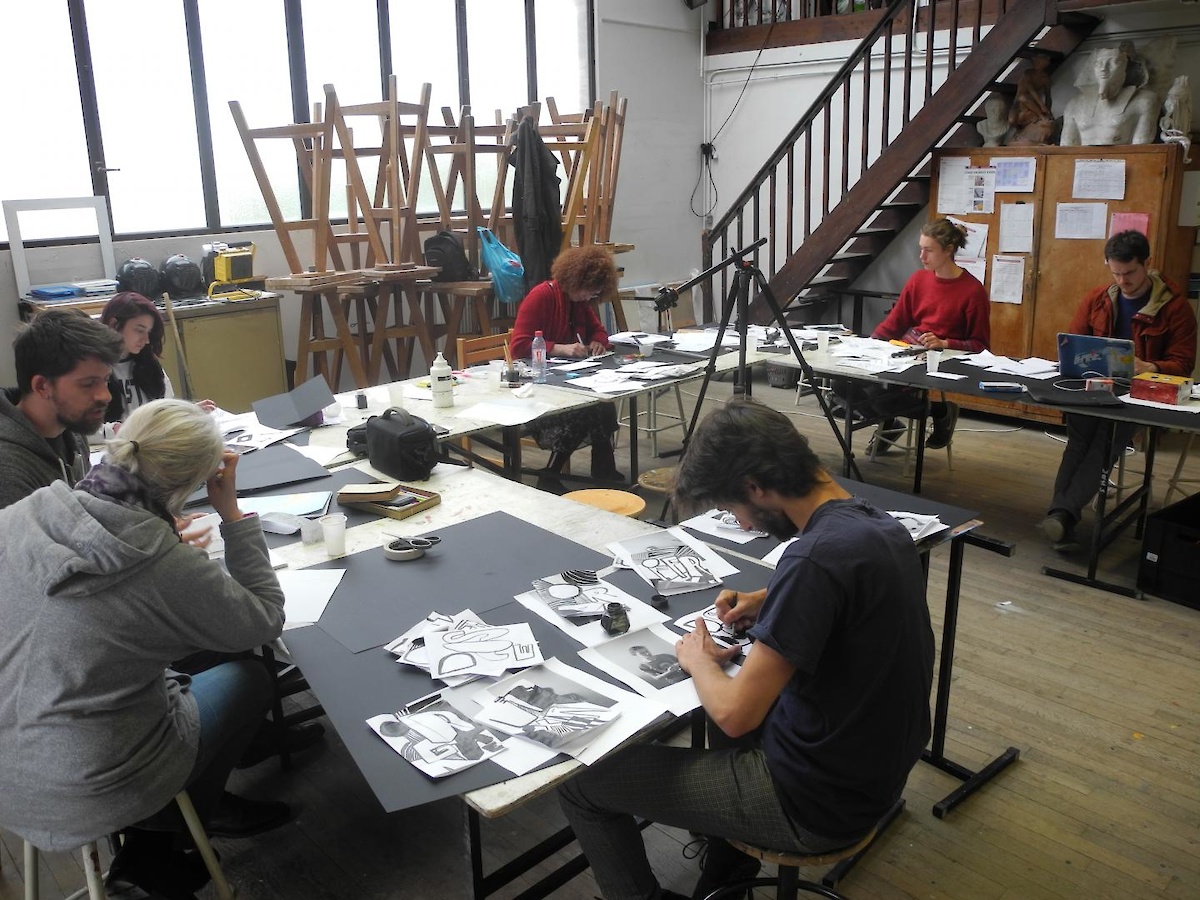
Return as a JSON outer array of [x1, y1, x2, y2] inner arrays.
[[1007, 55, 1056, 145], [977, 95, 1011, 147], [1061, 47, 1160, 146]]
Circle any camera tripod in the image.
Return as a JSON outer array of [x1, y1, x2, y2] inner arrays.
[[654, 237, 862, 482]]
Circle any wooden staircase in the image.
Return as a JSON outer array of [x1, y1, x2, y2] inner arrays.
[[700, 0, 1100, 325]]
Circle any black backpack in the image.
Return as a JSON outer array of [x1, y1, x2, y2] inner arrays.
[[423, 230, 477, 283], [345, 408, 439, 481]]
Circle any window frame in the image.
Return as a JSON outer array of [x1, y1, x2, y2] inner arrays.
[[3, 0, 595, 249]]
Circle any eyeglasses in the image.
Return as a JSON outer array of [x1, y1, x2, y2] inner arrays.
[[587, 290, 603, 301]]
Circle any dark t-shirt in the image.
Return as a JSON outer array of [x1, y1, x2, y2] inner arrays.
[[751, 498, 934, 841]]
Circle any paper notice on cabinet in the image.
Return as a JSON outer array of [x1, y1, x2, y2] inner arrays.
[[1072, 159, 1126, 200], [948, 216, 988, 258], [1055, 203, 1107, 239], [989, 156, 1037, 193], [937, 157, 971, 213], [999, 203, 1035, 253], [957, 256, 987, 285], [1109, 211, 1149, 238], [1179, 172, 1200, 227], [989, 255, 1026, 305], [967, 167, 997, 214]]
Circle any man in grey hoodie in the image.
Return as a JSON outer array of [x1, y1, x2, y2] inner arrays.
[[0, 308, 123, 508]]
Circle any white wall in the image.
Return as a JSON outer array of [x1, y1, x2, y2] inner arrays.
[[595, 0, 706, 297]]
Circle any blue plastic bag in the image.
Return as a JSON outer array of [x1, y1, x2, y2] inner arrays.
[[478, 227, 525, 304]]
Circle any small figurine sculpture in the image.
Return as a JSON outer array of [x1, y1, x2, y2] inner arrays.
[[977, 95, 1011, 147], [1061, 46, 1160, 145], [1160, 75, 1193, 162], [1008, 55, 1056, 145]]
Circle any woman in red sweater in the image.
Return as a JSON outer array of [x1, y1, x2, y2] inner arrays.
[[864, 218, 991, 450], [512, 246, 622, 490]]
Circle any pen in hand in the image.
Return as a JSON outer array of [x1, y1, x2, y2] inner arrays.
[[576, 332, 588, 357]]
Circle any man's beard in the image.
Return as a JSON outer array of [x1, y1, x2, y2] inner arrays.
[[60, 407, 106, 436], [746, 500, 798, 541]]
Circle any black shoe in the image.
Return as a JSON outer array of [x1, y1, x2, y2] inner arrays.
[[536, 474, 568, 495], [689, 837, 762, 900], [207, 791, 292, 839], [1039, 511, 1079, 551], [592, 468, 627, 485], [926, 402, 959, 450], [237, 720, 325, 769], [107, 829, 209, 900]]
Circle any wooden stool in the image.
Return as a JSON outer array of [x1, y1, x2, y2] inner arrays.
[[562, 489, 646, 518], [636, 466, 677, 523], [20, 790, 233, 900], [705, 828, 878, 900]]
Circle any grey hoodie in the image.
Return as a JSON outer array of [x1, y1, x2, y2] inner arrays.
[[0, 388, 90, 509], [0, 481, 284, 850]]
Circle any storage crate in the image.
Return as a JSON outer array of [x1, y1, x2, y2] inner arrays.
[[1138, 493, 1200, 608]]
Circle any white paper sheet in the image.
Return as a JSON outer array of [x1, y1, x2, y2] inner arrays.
[[763, 538, 799, 567], [998, 203, 1035, 253], [607, 527, 739, 595], [1055, 203, 1107, 239], [515, 586, 668, 648], [452, 399, 555, 426], [424, 622, 544, 678], [578, 625, 701, 716], [679, 509, 767, 544], [287, 442, 347, 467], [1072, 158, 1126, 200], [552, 359, 602, 372], [989, 255, 1026, 304], [238, 491, 332, 518], [937, 157, 971, 213], [278, 569, 344, 630], [989, 156, 1037, 193]]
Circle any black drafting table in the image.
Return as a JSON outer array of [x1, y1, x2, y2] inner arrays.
[[884, 358, 1200, 598], [282, 509, 772, 899]]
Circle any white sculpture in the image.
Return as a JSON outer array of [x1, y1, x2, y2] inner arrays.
[[1061, 46, 1161, 145], [1160, 75, 1193, 162], [977, 95, 1011, 147]]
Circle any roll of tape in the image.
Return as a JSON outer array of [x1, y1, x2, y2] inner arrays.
[[383, 539, 425, 561]]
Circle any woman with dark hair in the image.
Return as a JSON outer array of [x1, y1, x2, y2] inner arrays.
[[512, 246, 623, 490], [97, 292, 173, 440]]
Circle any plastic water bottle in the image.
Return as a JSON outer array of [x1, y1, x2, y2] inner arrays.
[[430, 351, 454, 408], [531, 331, 547, 383]]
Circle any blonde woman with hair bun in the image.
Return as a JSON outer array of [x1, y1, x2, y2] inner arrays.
[[0, 398, 289, 896]]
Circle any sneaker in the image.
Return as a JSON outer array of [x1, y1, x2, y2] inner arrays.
[[1039, 511, 1075, 548], [206, 792, 292, 839], [236, 720, 325, 769], [926, 402, 959, 450]]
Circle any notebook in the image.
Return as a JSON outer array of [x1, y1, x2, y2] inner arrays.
[[1056, 333, 1135, 380]]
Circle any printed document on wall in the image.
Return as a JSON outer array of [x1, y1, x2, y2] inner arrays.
[[990, 255, 1026, 304], [966, 167, 997, 214], [1072, 159, 1126, 200], [999, 203, 1035, 253], [937, 157, 971, 213], [989, 156, 1037, 193], [1055, 203, 1107, 239], [948, 216, 988, 258]]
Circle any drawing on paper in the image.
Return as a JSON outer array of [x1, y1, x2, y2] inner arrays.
[[475, 680, 619, 750], [531, 569, 621, 618], [424, 622, 543, 679], [675, 604, 751, 649], [367, 700, 504, 778], [629, 542, 720, 595]]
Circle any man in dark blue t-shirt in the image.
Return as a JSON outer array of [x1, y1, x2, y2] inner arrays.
[[558, 399, 934, 900]]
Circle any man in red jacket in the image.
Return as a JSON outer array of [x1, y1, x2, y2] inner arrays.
[[1040, 231, 1197, 549]]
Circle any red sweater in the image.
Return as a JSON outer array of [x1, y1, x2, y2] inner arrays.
[[1069, 273, 1196, 377], [511, 280, 610, 359], [872, 268, 991, 352]]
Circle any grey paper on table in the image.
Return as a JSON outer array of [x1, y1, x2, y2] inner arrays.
[[185, 443, 331, 506], [252, 375, 336, 428], [314, 511, 611, 653]]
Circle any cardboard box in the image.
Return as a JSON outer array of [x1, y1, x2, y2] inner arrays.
[[1129, 372, 1192, 405], [1138, 493, 1200, 607]]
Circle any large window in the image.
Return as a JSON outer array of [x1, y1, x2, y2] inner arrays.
[[0, 0, 594, 245]]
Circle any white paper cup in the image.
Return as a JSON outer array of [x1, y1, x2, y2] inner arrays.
[[637, 341, 654, 358], [320, 513, 348, 557], [926, 350, 943, 374], [387, 383, 406, 410], [816, 332, 830, 353]]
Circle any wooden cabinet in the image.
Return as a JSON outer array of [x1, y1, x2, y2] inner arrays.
[[160, 296, 287, 413], [931, 144, 1195, 362]]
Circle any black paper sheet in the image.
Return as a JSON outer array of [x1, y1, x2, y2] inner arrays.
[[185, 443, 330, 506]]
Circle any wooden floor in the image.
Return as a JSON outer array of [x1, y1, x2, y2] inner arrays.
[[4, 373, 1199, 900]]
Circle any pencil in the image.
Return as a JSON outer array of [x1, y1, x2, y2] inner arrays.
[[503, 339, 512, 368]]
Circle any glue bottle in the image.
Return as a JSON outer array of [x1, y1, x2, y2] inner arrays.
[[531, 331, 547, 383], [430, 351, 454, 408]]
